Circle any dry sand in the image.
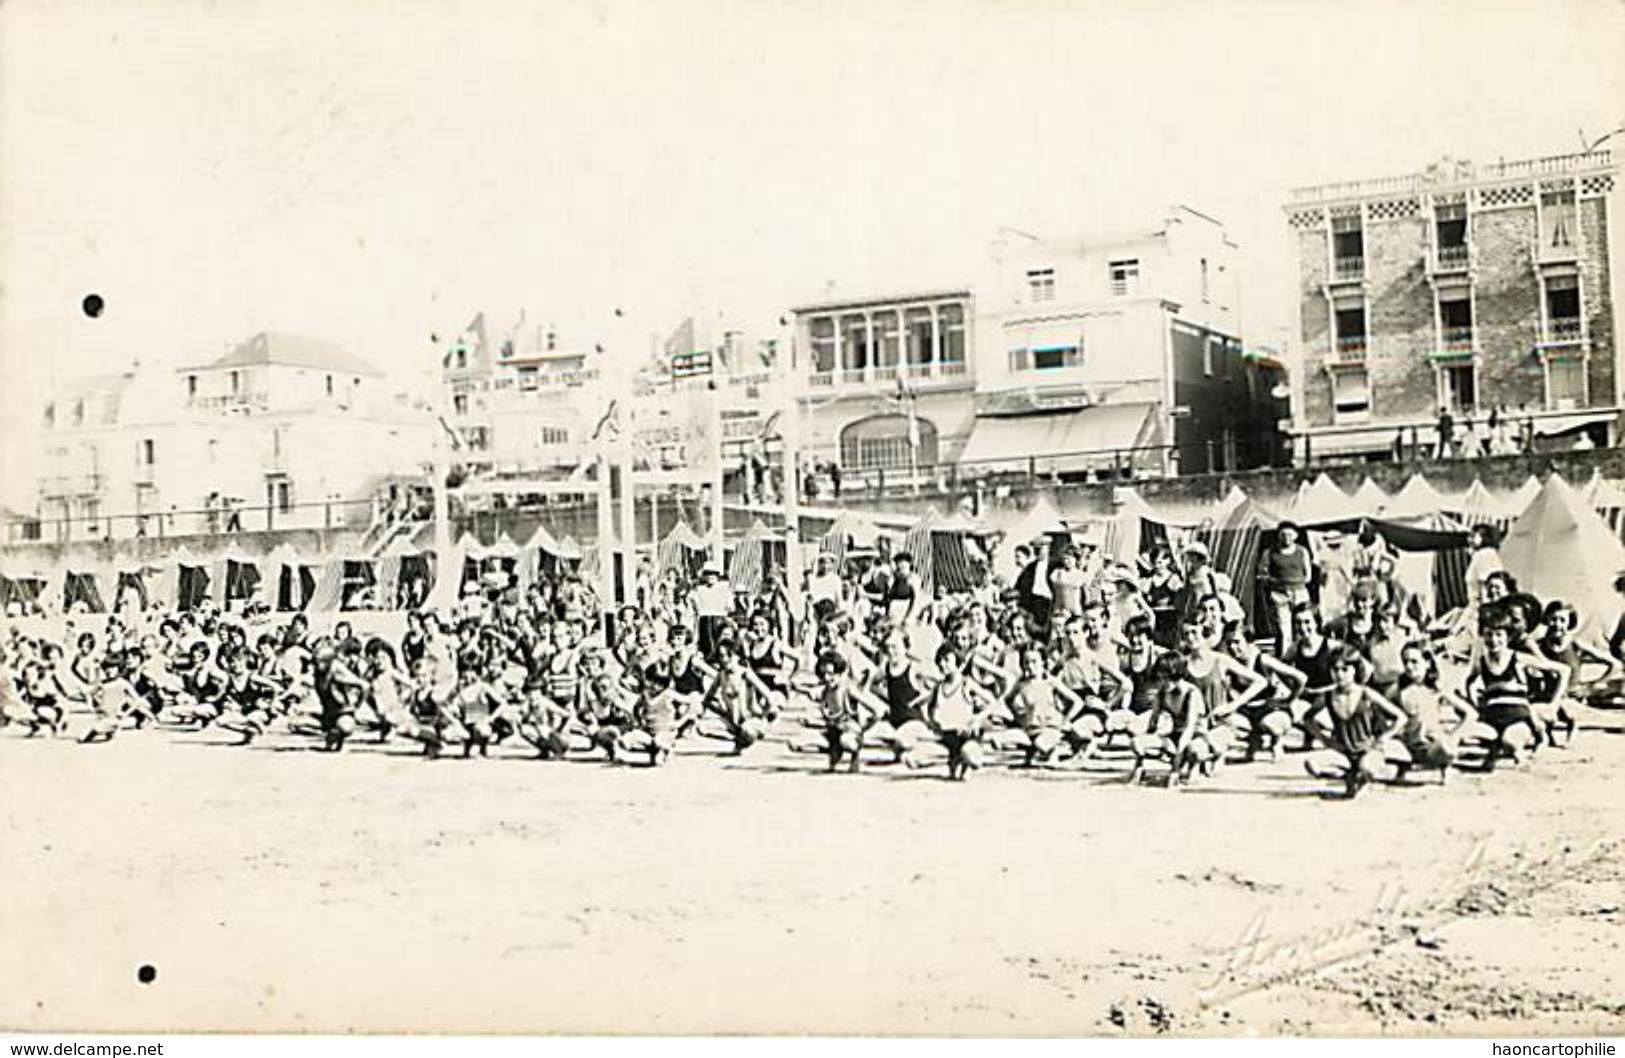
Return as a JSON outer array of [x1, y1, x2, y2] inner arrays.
[[1, 697, 1621, 1036]]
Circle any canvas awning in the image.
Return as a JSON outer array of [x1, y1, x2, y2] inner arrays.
[[957, 402, 1159, 473]]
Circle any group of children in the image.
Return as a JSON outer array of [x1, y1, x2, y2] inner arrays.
[[0, 541, 1614, 797]]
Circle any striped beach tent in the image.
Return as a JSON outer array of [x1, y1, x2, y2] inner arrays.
[[656, 521, 707, 578], [728, 520, 771, 594]]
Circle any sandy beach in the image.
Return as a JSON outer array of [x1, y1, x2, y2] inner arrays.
[[1, 696, 1621, 1037]]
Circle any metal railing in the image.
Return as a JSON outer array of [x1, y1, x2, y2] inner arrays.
[[1433, 244, 1470, 271], [1440, 326, 1475, 353], [807, 360, 971, 389], [1334, 336, 1368, 361], [6, 497, 380, 546], [1332, 256, 1365, 281], [1544, 317, 1584, 343]]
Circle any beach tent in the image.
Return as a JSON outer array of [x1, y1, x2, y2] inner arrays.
[[1210, 485, 1249, 523], [1500, 475, 1625, 635], [728, 520, 776, 595], [819, 509, 884, 568], [1583, 471, 1625, 511], [172, 547, 211, 611], [1290, 473, 1356, 524], [216, 547, 264, 609], [1451, 479, 1511, 525], [656, 521, 708, 579], [62, 561, 111, 614], [1385, 474, 1448, 519], [1351, 477, 1388, 515], [1504, 475, 1542, 519], [262, 544, 301, 611], [306, 554, 379, 612], [0, 556, 49, 615], [375, 536, 433, 610]]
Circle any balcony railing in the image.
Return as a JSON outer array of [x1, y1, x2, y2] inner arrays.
[[1543, 317, 1584, 344], [1440, 326, 1476, 354], [1432, 244, 1470, 271], [1334, 336, 1368, 362], [806, 360, 971, 389], [1332, 256, 1365, 282]]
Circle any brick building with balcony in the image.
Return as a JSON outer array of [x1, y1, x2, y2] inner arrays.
[[1286, 150, 1619, 460]]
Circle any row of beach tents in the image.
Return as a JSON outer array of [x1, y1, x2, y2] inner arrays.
[[4, 470, 1625, 631]]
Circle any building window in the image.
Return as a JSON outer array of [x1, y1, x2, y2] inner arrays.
[[1035, 345, 1082, 371], [905, 308, 935, 365], [325, 374, 334, 396], [1331, 368, 1371, 422], [72, 399, 85, 426], [1009, 347, 1030, 372], [1439, 363, 1476, 413], [938, 303, 966, 364], [1439, 297, 1473, 351], [1331, 213, 1364, 279], [839, 314, 871, 375], [1540, 190, 1577, 256], [538, 426, 569, 446], [839, 414, 939, 471], [1435, 202, 1468, 267], [518, 366, 539, 391], [1109, 259, 1140, 297], [1545, 275, 1581, 342], [872, 310, 901, 371], [43, 403, 55, 429], [808, 317, 837, 375], [1334, 306, 1367, 359], [1200, 258, 1210, 303], [1027, 268, 1056, 303], [455, 348, 468, 370], [229, 371, 241, 395], [139, 439, 155, 466], [453, 393, 469, 416], [1547, 358, 1586, 409], [186, 375, 198, 400]]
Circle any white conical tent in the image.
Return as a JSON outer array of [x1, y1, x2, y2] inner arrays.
[[1500, 475, 1625, 635], [1504, 475, 1542, 518], [1291, 473, 1354, 524], [1385, 474, 1448, 519], [1453, 479, 1506, 523], [1582, 471, 1625, 511], [1351, 477, 1388, 514]]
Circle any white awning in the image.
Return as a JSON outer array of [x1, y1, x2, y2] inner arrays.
[[958, 402, 1159, 474]]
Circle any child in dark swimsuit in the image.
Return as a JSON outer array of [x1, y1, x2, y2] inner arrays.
[[1303, 645, 1407, 798]]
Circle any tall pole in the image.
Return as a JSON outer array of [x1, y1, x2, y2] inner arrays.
[[431, 440, 452, 607], [619, 440, 636, 608], [595, 450, 616, 630], [778, 328, 804, 642], [709, 380, 726, 568]]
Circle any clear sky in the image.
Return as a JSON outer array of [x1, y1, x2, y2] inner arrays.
[[0, 0, 1620, 503]]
